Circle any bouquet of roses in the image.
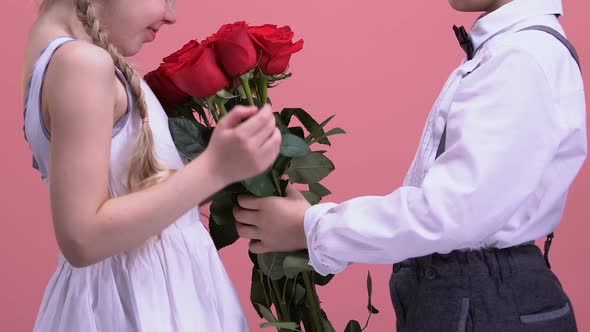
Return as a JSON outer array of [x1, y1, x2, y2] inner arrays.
[[145, 21, 377, 332]]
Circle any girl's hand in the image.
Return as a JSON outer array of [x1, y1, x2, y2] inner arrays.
[[202, 104, 281, 186]]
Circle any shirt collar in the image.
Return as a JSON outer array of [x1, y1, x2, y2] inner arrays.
[[469, 0, 563, 51]]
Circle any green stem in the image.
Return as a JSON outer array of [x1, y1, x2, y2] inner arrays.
[[250, 78, 260, 101], [201, 110, 211, 128], [272, 279, 289, 323], [240, 74, 255, 106], [205, 97, 219, 123], [258, 72, 269, 104], [282, 278, 289, 306], [288, 275, 299, 312], [259, 270, 272, 309], [265, 275, 282, 332], [302, 272, 323, 332], [214, 96, 228, 116], [304, 134, 316, 145], [266, 258, 289, 332], [270, 170, 283, 197], [189, 98, 211, 128], [274, 156, 290, 176], [255, 80, 263, 102], [362, 312, 373, 331]]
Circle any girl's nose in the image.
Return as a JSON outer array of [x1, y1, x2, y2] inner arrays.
[[164, 1, 176, 25]]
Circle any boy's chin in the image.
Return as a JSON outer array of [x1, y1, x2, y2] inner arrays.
[[448, 0, 490, 12]]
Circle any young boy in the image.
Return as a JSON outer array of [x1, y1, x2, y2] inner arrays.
[[233, 0, 584, 330]]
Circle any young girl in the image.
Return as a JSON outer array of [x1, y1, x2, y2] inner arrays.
[[233, 0, 585, 330], [23, 0, 281, 330]]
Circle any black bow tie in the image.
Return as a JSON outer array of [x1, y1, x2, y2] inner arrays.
[[453, 25, 474, 60]]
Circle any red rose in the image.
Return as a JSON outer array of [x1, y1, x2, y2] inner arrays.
[[248, 25, 304, 75], [163, 39, 200, 63], [162, 42, 230, 99], [211, 21, 258, 77], [144, 66, 190, 109]]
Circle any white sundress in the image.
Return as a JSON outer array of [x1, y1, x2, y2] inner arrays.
[[24, 36, 249, 332]]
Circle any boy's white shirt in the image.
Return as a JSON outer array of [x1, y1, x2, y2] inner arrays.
[[304, 0, 587, 276]]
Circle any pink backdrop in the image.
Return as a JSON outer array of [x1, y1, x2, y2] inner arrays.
[[1, 0, 589, 330]]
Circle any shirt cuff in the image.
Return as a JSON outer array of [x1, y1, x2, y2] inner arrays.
[[304, 202, 350, 276]]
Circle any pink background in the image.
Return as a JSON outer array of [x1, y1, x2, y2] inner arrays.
[[1, 0, 589, 330]]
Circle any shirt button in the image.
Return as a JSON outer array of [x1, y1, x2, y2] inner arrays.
[[425, 268, 437, 280]]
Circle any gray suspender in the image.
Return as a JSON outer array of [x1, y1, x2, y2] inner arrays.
[[435, 25, 582, 160], [520, 25, 581, 70]]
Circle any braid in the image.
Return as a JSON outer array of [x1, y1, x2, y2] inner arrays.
[[74, 0, 174, 191], [74, 0, 147, 118]]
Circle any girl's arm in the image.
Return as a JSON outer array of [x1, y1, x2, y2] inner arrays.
[[45, 42, 280, 268]]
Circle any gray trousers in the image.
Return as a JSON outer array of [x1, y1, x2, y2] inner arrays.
[[389, 245, 577, 331]]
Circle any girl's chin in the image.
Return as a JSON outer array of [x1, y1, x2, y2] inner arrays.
[[108, 36, 146, 57], [118, 42, 143, 58]]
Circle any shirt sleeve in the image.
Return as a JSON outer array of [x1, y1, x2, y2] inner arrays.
[[304, 44, 569, 276]]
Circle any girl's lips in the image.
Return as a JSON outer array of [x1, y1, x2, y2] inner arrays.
[[147, 28, 158, 41]]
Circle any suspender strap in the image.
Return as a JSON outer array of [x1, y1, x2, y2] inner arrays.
[[518, 25, 581, 71]]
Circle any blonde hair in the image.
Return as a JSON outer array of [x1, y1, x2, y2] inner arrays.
[[39, 0, 50, 12], [42, 0, 174, 191]]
